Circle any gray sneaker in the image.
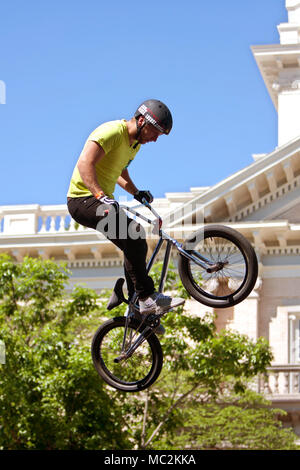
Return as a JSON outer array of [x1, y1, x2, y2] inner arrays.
[[139, 292, 185, 316]]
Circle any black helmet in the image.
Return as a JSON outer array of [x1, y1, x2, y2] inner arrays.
[[134, 99, 173, 135]]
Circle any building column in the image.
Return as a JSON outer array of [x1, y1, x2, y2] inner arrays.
[[231, 277, 262, 341]]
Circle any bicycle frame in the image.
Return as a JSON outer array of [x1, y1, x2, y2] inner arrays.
[[113, 199, 225, 363], [122, 199, 224, 297]]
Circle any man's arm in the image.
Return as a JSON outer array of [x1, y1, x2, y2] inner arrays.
[[77, 140, 105, 196], [117, 169, 138, 196], [118, 169, 154, 203]]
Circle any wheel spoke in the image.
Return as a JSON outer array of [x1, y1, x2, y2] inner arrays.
[[189, 234, 247, 297], [179, 225, 257, 308], [99, 325, 154, 384]]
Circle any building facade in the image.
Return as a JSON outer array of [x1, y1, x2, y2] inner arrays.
[[2, 0, 300, 434]]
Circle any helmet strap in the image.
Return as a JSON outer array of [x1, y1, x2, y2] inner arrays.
[[132, 117, 146, 149]]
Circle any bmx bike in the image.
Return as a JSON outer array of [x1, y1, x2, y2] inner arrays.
[[91, 199, 258, 392]]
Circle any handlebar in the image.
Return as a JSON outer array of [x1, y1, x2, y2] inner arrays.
[[120, 198, 163, 234], [141, 198, 162, 223]]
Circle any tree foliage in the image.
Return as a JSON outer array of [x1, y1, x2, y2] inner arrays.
[[156, 389, 298, 450], [0, 254, 298, 450], [0, 254, 128, 449]]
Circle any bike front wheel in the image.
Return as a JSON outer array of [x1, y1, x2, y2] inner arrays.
[[91, 316, 163, 392], [178, 225, 258, 308]]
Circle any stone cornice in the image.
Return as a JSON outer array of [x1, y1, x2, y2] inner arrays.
[[164, 137, 300, 227], [251, 43, 300, 109], [226, 172, 300, 222]]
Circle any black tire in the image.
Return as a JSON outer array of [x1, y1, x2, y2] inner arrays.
[[91, 316, 163, 392], [178, 225, 258, 308]]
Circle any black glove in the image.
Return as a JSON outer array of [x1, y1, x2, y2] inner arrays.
[[134, 189, 154, 204], [98, 195, 119, 212]]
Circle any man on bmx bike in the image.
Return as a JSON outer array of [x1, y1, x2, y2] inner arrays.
[[67, 99, 185, 334]]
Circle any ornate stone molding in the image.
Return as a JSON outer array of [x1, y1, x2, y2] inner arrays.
[[227, 173, 300, 223], [273, 77, 300, 92]]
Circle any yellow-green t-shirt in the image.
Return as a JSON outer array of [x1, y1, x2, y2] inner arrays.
[[67, 119, 140, 199]]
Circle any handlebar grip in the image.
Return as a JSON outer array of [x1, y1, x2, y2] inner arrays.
[[141, 197, 151, 207]]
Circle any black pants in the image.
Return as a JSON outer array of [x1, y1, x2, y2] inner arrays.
[[67, 196, 155, 300]]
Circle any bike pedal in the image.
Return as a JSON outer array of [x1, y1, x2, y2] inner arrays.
[[145, 314, 160, 328]]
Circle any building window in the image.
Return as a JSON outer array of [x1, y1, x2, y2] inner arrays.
[[295, 318, 300, 362], [288, 314, 300, 392], [289, 314, 300, 364]]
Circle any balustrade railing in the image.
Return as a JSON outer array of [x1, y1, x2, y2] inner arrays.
[[0, 204, 152, 236], [38, 211, 86, 233], [0, 205, 91, 235], [258, 365, 300, 397]]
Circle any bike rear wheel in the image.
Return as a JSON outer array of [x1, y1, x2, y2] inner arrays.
[[91, 316, 163, 392], [178, 225, 258, 308]]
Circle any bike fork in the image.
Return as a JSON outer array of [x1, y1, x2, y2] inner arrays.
[[114, 326, 153, 363]]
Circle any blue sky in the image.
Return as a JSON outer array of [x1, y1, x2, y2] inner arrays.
[[0, 0, 287, 206]]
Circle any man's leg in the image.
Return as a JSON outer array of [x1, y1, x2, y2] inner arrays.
[[67, 196, 155, 298], [116, 210, 155, 299]]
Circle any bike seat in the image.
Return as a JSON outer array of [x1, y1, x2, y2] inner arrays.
[[107, 278, 129, 310]]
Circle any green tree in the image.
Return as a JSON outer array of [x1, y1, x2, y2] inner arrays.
[[0, 254, 129, 449], [168, 389, 299, 450]]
